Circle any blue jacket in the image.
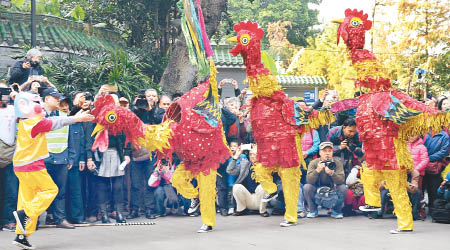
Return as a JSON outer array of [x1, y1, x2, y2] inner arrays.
[[437, 172, 450, 196], [326, 126, 364, 160], [424, 130, 450, 162], [68, 122, 86, 166]]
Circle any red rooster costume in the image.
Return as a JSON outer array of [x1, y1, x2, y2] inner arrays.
[[91, 0, 230, 232], [228, 21, 334, 225], [332, 9, 445, 232]]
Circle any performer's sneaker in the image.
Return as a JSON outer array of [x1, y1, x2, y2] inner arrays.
[[188, 198, 200, 214], [197, 224, 213, 233], [359, 205, 381, 212], [280, 220, 297, 227], [261, 193, 278, 202], [12, 234, 35, 250], [13, 210, 31, 235], [389, 229, 413, 234]]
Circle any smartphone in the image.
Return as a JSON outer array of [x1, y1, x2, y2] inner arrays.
[[241, 144, 252, 151]]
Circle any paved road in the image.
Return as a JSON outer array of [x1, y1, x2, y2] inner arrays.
[[0, 213, 448, 250]]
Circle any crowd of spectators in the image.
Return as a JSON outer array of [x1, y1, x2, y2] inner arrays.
[[1, 50, 450, 233]]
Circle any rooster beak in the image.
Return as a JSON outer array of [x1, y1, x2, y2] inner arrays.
[[227, 36, 238, 43], [332, 19, 344, 24], [91, 123, 105, 139]]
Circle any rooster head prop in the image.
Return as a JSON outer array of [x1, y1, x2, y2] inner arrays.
[[90, 94, 145, 152], [227, 21, 265, 69], [333, 9, 372, 50]]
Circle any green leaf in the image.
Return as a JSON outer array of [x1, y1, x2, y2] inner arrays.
[[11, 0, 26, 7], [71, 5, 85, 20], [261, 51, 278, 75]]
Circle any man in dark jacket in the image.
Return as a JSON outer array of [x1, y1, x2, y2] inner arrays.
[[7, 49, 52, 89], [326, 118, 364, 177], [66, 111, 87, 224], [304, 142, 347, 219]]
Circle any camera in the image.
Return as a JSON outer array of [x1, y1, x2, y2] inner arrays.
[[25, 59, 40, 68], [0, 87, 11, 96], [344, 137, 356, 149], [443, 181, 450, 190], [321, 160, 336, 171], [135, 89, 150, 110]]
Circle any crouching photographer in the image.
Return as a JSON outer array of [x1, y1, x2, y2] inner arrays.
[[304, 142, 347, 219], [437, 173, 450, 202]]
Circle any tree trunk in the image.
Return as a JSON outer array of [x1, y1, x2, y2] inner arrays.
[[159, 0, 228, 97]]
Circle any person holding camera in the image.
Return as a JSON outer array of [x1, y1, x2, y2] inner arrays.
[[437, 172, 450, 202], [227, 145, 269, 217], [0, 82, 18, 232], [127, 89, 164, 220], [218, 78, 241, 97], [304, 142, 347, 219], [8, 49, 43, 86], [327, 118, 364, 177]]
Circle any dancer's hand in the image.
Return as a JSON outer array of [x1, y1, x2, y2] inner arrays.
[[67, 164, 73, 170]]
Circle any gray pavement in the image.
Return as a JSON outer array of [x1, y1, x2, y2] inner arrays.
[[0, 213, 448, 250]]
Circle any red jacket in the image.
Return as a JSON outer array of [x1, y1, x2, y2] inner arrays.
[[408, 138, 429, 176]]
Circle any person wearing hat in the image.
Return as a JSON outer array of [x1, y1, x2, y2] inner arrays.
[[41, 88, 75, 229], [303, 141, 347, 219]]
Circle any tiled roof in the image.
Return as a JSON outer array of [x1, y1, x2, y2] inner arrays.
[[211, 44, 244, 68], [277, 75, 327, 86], [0, 11, 124, 54]]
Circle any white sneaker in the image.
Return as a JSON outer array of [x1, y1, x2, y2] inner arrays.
[[228, 208, 234, 215], [359, 205, 381, 212], [389, 229, 413, 234], [197, 224, 213, 233], [188, 198, 200, 214], [280, 220, 297, 227]]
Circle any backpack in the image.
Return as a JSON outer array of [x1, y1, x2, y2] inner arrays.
[[431, 199, 450, 224], [0, 139, 15, 168], [314, 186, 339, 209]]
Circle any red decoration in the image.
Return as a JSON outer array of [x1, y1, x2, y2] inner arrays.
[[163, 81, 230, 175], [91, 95, 145, 149]]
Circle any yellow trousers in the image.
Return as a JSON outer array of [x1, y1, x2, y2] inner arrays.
[[14, 169, 58, 236], [252, 164, 301, 223], [171, 163, 217, 227], [361, 166, 413, 230]]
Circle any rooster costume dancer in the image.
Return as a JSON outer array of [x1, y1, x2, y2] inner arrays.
[[331, 9, 445, 233], [11, 92, 93, 249], [91, 0, 230, 233], [228, 21, 334, 226]]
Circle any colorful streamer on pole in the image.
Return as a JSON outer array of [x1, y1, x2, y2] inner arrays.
[[179, 0, 214, 79]]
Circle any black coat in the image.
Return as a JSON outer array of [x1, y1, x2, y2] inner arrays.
[[7, 60, 43, 86]]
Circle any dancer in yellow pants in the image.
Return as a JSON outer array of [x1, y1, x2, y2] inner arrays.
[[360, 165, 413, 232], [252, 164, 301, 224], [171, 163, 217, 230], [12, 92, 93, 249]]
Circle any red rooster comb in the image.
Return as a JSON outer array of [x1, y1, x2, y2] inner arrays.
[[91, 94, 115, 117], [233, 21, 264, 40], [344, 9, 372, 30]]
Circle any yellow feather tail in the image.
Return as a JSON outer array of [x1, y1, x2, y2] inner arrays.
[[138, 120, 174, 156]]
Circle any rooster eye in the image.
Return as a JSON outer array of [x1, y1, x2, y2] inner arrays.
[[350, 17, 363, 27], [240, 34, 251, 46], [106, 111, 117, 123], [351, 20, 359, 27]]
